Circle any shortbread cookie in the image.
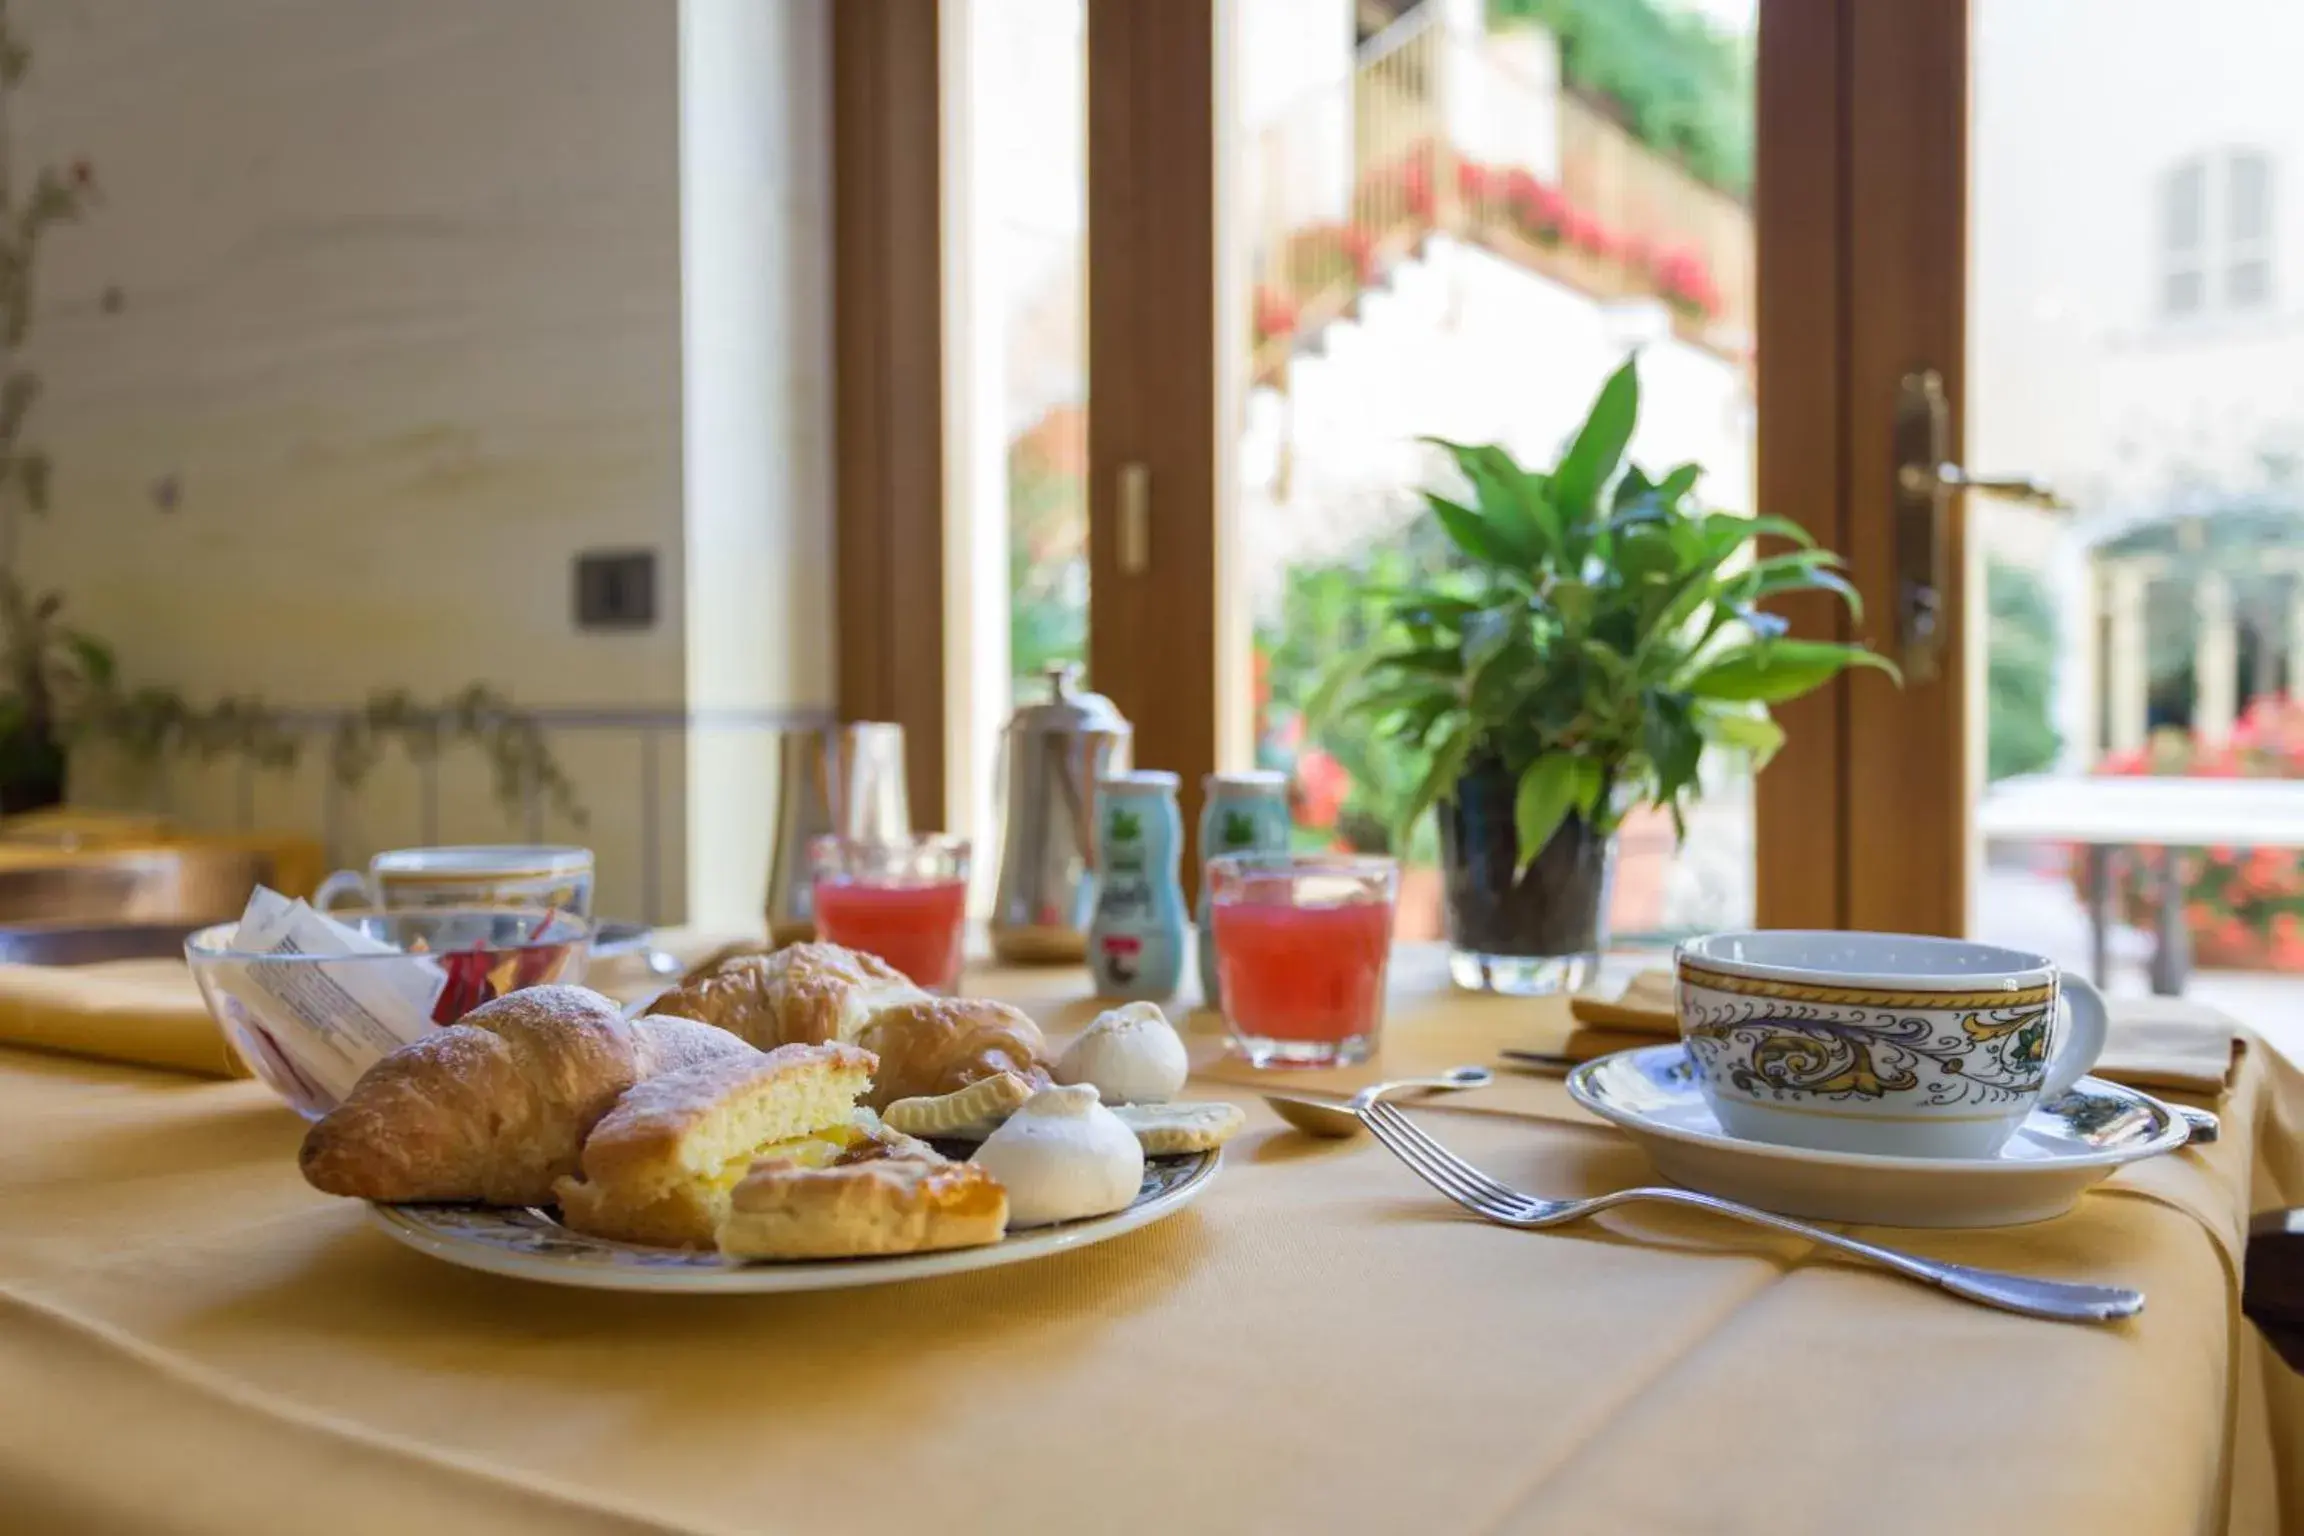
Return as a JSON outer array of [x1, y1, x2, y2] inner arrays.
[[882, 1071, 1034, 1141], [1108, 1100, 1245, 1155]]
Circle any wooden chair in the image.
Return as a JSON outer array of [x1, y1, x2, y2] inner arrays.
[[2246, 1216, 2304, 1370]]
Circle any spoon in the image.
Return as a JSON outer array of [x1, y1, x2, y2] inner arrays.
[[1265, 1065, 1494, 1138]]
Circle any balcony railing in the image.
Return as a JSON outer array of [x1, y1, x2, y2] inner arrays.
[[1249, 4, 1752, 380]]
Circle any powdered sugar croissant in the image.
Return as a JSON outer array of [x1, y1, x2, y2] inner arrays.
[[650, 942, 927, 1050], [650, 941, 1054, 1110], [298, 985, 757, 1206]]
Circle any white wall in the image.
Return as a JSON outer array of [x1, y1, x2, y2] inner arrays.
[[680, 0, 835, 927], [1970, 0, 2304, 765], [14, 0, 833, 925], [1972, 0, 2304, 514]]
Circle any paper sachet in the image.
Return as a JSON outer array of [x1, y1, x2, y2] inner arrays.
[[210, 887, 447, 1107]]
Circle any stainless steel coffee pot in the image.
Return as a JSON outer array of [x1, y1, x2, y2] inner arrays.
[[989, 664, 1132, 963]]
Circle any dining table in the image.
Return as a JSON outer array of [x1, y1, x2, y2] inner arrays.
[[0, 938, 2300, 1535]]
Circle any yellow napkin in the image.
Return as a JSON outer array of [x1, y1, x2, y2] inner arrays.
[[0, 959, 247, 1080], [1563, 966, 2241, 1096]]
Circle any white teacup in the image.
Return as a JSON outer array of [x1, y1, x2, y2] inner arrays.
[[313, 845, 595, 920], [1674, 930, 2109, 1159]]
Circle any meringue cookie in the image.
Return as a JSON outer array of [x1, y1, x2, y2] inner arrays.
[[970, 1084, 1144, 1228], [1055, 1002, 1189, 1104]]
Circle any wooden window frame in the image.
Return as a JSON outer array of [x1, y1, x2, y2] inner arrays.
[[831, 0, 948, 828], [829, 0, 1891, 932]]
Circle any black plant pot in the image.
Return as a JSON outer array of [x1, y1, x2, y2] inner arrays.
[[1437, 756, 1615, 995], [0, 721, 64, 817]]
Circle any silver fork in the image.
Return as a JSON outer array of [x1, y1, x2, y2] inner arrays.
[[1358, 1100, 2144, 1323]]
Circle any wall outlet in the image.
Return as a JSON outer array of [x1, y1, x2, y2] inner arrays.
[[574, 549, 657, 630]]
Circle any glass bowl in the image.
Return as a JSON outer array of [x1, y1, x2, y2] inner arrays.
[[186, 907, 591, 1119]]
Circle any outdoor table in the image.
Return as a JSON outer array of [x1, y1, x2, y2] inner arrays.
[[1978, 773, 2304, 994]]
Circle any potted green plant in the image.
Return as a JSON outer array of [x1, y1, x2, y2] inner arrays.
[[1311, 358, 1894, 992]]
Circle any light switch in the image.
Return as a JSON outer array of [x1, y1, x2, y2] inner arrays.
[[574, 549, 657, 630]]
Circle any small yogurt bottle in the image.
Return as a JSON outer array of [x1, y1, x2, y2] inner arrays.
[[1195, 770, 1292, 1007], [1087, 771, 1188, 1002]]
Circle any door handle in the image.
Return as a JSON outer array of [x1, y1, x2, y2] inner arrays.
[[1896, 461, 2068, 509], [1118, 462, 1151, 575], [1890, 369, 2068, 683]]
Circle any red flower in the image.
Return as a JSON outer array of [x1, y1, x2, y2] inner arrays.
[[1655, 247, 1724, 319], [68, 157, 93, 189], [1565, 210, 1611, 256], [1252, 285, 1300, 344], [1294, 749, 1351, 831]]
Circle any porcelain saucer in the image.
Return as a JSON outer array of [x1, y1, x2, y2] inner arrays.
[[1565, 1044, 2192, 1228], [367, 1151, 1218, 1293]]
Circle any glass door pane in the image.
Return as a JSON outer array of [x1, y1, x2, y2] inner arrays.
[[949, 0, 1087, 881], [1229, 0, 1756, 945], [958, 0, 1088, 715], [1971, 0, 2304, 1012]]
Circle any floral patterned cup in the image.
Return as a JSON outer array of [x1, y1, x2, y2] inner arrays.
[[1674, 931, 2109, 1159]]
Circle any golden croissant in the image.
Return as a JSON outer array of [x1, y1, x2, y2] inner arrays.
[[298, 985, 756, 1206], [650, 941, 1053, 1109]]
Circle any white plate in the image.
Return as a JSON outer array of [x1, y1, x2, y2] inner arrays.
[[1566, 1045, 2191, 1227], [367, 1151, 1219, 1292]]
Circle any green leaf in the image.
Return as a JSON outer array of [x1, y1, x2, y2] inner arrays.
[[1701, 709, 1787, 767], [1396, 724, 1474, 850], [1350, 679, 1453, 722], [62, 630, 114, 689], [1740, 514, 1818, 549], [1424, 492, 1519, 568], [1302, 640, 1381, 736], [1611, 464, 1655, 512], [1657, 463, 1702, 503], [1687, 640, 1900, 703], [1371, 646, 1464, 679], [1513, 755, 1581, 873], [1568, 756, 1606, 815], [1427, 439, 1561, 566], [1551, 358, 1640, 518], [1641, 691, 1704, 805], [1545, 580, 1595, 631]]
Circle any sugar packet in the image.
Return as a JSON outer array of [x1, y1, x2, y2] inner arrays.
[[210, 887, 448, 1108]]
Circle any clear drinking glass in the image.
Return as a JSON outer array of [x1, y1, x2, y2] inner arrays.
[[809, 834, 972, 992], [1208, 852, 1399, 1068]]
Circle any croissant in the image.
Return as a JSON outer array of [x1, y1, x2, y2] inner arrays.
[[298, 985, 757, 1206], [679, 939, 774, 983], [855, 997, 1051, 1110], [649, 941, 927, 1050]]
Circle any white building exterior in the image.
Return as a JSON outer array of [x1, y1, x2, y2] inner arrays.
[[1971, 0, 2304, 762]]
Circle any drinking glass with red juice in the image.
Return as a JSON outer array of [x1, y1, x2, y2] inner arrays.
[[1208, 853, 1398, 1067], [809, 834, 970, 993]]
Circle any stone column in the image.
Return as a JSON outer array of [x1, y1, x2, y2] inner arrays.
[[2197, 569, 2238, 743], [2105, 560, 2150, 753], [2287, 574, 2304, 697], [2069, 552, 2101, 766]]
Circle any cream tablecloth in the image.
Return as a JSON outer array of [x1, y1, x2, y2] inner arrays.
[[1, 949, 2301, 1535]]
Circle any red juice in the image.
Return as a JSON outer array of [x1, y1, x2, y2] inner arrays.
[[812, 877, 968, 991], [1213, 896, 1393, 1046]]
